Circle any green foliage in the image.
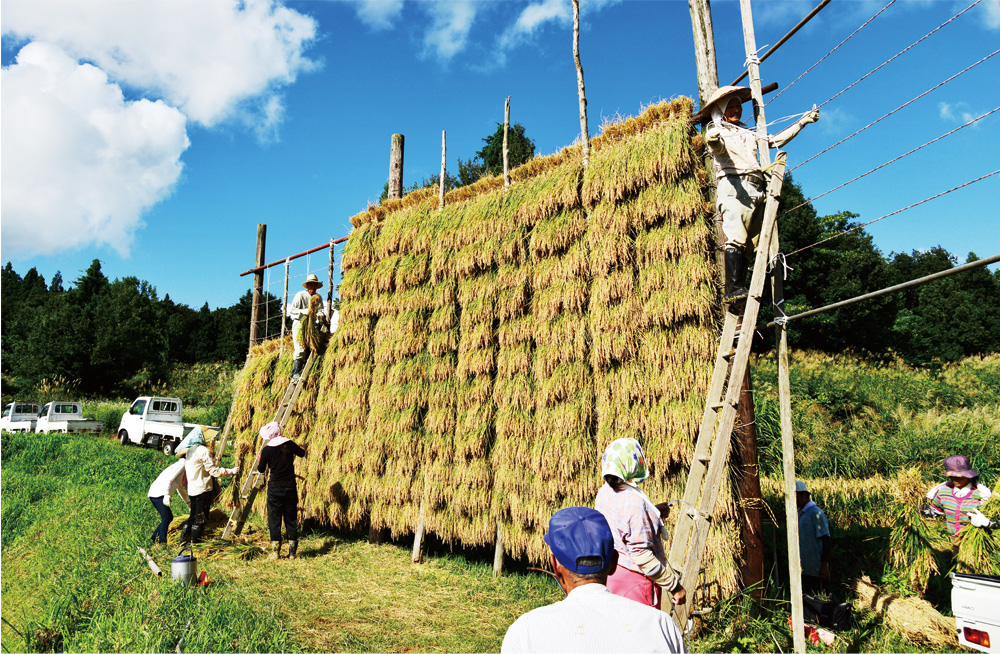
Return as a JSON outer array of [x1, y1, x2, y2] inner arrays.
[[751, 352, 1000, 480]]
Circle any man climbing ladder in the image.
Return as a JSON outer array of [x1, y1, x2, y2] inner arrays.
[[702, 85, 819, 302]]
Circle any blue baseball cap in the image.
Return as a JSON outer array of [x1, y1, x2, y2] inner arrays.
[[543, 507, 615, 574]]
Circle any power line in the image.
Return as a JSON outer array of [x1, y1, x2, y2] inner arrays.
[[782, 105, 1000, 215], [815, 0, 983, 111], [786, 169, 1000, 257], [767, 0, 896, 106], [790, 48, 999, 172]]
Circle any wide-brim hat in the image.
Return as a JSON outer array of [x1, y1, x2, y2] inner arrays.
[[693, 85, 753, 123], [302, 274, 323, 289], [944, 454, 979, 478]]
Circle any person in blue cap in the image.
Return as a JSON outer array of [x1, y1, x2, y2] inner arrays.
[[501, 506, 685, 653]]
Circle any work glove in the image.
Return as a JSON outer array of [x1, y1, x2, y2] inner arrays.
[[920, 504, 942, 519], [969, 509, 994, 529], [800, 108, 820, 125], [227, 467, 240, 476], [163, 494, 171, 507]]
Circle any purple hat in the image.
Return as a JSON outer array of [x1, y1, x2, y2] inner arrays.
[[944, 454, 978, 479], [543, 507, 615, 575]]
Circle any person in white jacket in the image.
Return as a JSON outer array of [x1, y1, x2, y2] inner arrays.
[[148, 459, 188, 544], [288, 274, 323, 378], [181, 427, 238, 543]]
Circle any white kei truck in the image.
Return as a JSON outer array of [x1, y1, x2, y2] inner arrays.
[[952, 572, 1000, 653], [117, 396, 217, 456], [0, 402, 42, 432], [34, 401, 104, 434]]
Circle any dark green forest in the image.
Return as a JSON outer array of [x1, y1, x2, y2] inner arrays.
[[2, 176, 998, 400]]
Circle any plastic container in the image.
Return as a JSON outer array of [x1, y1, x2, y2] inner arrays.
[[171, 547, 198, 586]]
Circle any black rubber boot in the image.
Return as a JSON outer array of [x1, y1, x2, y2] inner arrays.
[[724, 248, 749, 303], [287, 540, 298, 559], [180, 522, 192, 543], [292, 357, 304, 379], [191, 524, 204, 544]]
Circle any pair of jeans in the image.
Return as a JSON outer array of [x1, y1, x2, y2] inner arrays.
[[267, 486, 299, 542], [150, 496, 172, 543]]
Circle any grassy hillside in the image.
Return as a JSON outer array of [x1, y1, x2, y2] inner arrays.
[[3, 353, 998, 652]]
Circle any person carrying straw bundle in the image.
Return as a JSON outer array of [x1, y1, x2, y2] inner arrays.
[[257, 421, 306, 559], [594, 438, 686, 609], [925, 454, 994, 537], [287, 274, 324, 378], [701, 86, 819, 303]]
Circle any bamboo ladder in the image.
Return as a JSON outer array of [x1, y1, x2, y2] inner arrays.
[[221, 351, 317, 539], [667, 152, 787, 628]]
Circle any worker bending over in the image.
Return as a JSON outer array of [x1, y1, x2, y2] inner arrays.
[[702, 86, 819, 303]]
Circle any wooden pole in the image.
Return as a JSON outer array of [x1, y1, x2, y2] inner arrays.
[[440, 130, 447, 208], [327, 239, 335, 322], [738, 0, 802, 648], [733, 331, 765, 599], [280, 258, 290, 356], [503, 98, 511, 188], [493, 522, 504, 576], [412, 494, 427, 563], [249, 224, 266, 347], [388, 133, 405, 200], [572, 0, 590, 167], [688, 0, 719, 108]]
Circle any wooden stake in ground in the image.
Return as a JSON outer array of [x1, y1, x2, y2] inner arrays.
[[503, 98, 511, 188], [440, 130, 447, 208], [493, 522, 504, 577], [250, 224, 267, 347], [388, 133, 404, 201], [572, 0, 590, 167]]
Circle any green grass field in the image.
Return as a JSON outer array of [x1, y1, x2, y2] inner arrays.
[[4, 353, 997, 652]]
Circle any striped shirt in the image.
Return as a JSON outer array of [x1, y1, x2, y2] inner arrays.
[[501, 583, 685, 653], [595, 484, 665, 575], [927, 482, 992, 536]]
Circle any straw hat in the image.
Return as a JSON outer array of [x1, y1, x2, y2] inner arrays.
[[693, 85, 753, 123], [302, 274, 323, 289]]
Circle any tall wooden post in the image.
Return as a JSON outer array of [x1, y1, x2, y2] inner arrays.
[[493, 523, 504, 577], [733, 332, 765, 599], [688, 0, 719, 108], [388, 133, 405, 200], [439, 130, 448, 208], [503, 98, 511, 188], [280, 258, 290, 356], [572, 0, 590, 167], [249, 224, 266, 347], [738, 0, 803, 650], [327, 239, 335, 322]]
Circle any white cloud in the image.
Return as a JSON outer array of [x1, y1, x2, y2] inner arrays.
[[980, 0, 1000, 29], [939, 101, 978, 125], [422, 0, 479, 61], [1, 42, 190, 259], [2, 0, 319, 129], [346, 0, 406, 30]]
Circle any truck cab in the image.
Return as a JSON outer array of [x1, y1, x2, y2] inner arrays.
[[35, 402, 104, 434], [117, 397, 210, 456], [0, 402, 42, 432]]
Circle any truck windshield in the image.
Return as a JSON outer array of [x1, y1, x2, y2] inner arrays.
[[131, 400, 147, 415]]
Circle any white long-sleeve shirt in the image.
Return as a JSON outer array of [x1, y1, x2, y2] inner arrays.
[[501, 583, 685, 653], [148, 459, 186, 499], [185, 444, 228, 496]]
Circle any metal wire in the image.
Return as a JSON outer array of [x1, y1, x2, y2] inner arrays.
[[783, 104, 1000, 215], [791, 48, 999, 172], [786, 169, 1000, 257], [768, 0, 896, 105], [814, 0, 984, 111]]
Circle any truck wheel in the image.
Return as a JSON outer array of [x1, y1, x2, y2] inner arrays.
[[161, 439, 176, 456], [119, 430, 130, 446]]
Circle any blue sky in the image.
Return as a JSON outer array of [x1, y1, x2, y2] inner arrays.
[[3, 0, 998, 311]]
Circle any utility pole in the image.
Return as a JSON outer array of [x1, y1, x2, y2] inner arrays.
[[688, 0, 719, 107], [388, 133, 405, 200]]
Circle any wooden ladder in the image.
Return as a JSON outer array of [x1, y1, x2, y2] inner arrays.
[[221, 351, 316, 539], [668, 154, 787, 627]]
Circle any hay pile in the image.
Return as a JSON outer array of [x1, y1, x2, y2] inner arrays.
[[225, 98, 738, 587], [854, 576, 956, 648]]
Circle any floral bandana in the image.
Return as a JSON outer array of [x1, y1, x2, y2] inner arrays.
[[601, 438, 649, 483]]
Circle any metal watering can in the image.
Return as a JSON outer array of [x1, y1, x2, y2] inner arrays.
[[171, 546, 198, 586]]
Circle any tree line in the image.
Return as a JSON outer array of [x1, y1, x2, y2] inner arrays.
[[0, 260, 275, 397]]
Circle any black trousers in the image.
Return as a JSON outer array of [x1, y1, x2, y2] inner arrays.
[[186, 491, 212, 542], [267, 486, 299, 542]]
